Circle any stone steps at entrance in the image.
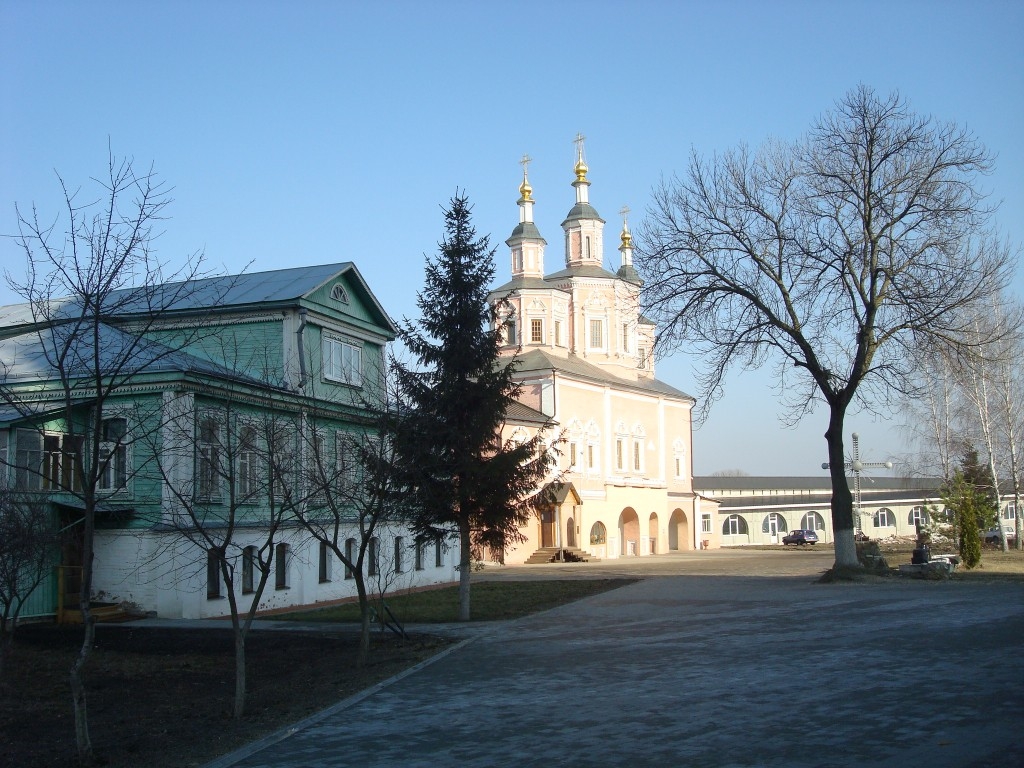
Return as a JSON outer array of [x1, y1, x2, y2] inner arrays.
[[523, 546, 598, 564]]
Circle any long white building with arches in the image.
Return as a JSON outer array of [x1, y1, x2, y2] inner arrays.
[[490, 143, 703, 564]]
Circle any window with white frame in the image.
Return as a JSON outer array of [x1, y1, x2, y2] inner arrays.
[[435, 539, 444, 567], [1003, 502, 1016, 521], [908, 506, 929, 527], [505, 317, 517, 345], [275, 543, 290, 589], [15, 429, 82, 492], [701, 513, 712, 534], [197, 416, 222, 500], [98, 417, 129, 492], [615, 438, 625, 471], [236, 425, 259, 501], [589, 319, 604, 349], [724, 515, 748, 536], [322, 335, 362, 386], [336, 432, 359, 493], [554, 320, 562, 346], [801, 511, 826, 531], [530, 318, 544, 344], [638, 347, 648, 369], [762, 513, 788, 534], [587, 443, 597, 471], [330, 283, 350, 304], [621, 323, 630, 353], [873, 508, 895, 528], [632, 439, 643, 473]]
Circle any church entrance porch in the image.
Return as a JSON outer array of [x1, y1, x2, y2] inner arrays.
[[668, 508, 690, 551], [619, 508, 640, 556]]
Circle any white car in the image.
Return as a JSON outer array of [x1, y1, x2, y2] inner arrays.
[[983, 526, 1017, 545]]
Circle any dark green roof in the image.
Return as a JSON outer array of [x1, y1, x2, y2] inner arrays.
[[505, 221, 546, 245], [616, 264, 643, 286], [561, 202, 604, 225], [545, 265, 620, 281], [490, 277, 570, 295]]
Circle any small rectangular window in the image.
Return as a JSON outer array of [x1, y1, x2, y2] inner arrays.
[[207, 550, 222, 599], [530, 318, 543, 344], [415, 541, 425, 571], [554, 320, 562, 346], [633, 440, 642, 472], [368, 538, 379, 576], [506, 319, 517, 345], [275, 543, 290, 589], [621, 323, 630, 353], [435, 539, 443, 568], [393, 537, 404, 574], [319, 541, 331, 583], [197, 416, 222, 500], [587, 444, 595, 470], [589, 319, 603, 349], [99, 417, 129, 492], [344, 538, 356, 579], [242, 546, 255, 594], [701, 514, 712, 534], [615, 439, 624, 471]]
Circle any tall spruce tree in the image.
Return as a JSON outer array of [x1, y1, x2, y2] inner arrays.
[[394, 193, 556, 621]]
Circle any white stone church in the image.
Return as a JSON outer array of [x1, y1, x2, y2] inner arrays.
[[489, 142, 713, 563]]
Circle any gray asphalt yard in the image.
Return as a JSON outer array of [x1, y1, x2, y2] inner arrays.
[[208, 548, 1024, 768]]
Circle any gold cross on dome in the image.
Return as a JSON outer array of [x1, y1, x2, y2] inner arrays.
[[574, 132, 586, 159], [619, 205, 631, 225], [519, 154, 532, 175]]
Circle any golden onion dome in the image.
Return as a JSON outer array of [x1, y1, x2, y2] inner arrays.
[[574, 157, 589, 182], [519, 175, 533, 201]]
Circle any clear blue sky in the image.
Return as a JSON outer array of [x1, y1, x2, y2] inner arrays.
[[2, 0, 1022, 476]]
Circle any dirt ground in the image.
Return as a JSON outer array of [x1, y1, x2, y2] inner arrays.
[[0, 623, 450, 768]]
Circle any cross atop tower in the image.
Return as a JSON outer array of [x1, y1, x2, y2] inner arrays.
[[619, 205, 631, 226], [519, 153, 532, 175], [574, 132, 586, 162]]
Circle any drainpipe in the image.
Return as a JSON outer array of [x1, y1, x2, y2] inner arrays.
[[296, 308, 308, 390]]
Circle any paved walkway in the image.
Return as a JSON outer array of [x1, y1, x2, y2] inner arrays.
[[205, 551, 1024, 768]]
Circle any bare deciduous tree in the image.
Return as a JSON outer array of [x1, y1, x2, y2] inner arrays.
[[637, 86, 1019, 568], [155, 396, 297, 719], [3, 152, 218, 764]]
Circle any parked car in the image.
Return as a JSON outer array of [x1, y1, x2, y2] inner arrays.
[[782, 529, 819, 545], [983, 526, 1017, 545]]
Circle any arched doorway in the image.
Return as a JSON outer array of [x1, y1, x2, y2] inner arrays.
[[619, 508, 640, 556], [566, 515, 576, 548], [648, 513, 659, 554], [668, 508, 689, 551]]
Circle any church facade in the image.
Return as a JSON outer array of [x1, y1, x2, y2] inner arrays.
[[489, 143, 711, 563]]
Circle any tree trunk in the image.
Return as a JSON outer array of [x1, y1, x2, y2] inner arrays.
[[71, 511, 96, 766], [458, 518, 471, 622], [825, 410, 858, 568], [355, 577, 370, 668], [233, 628, 247, 719]]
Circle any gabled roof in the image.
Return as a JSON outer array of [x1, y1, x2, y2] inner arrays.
[[509, 348, 695, 403], [505, 398, 551, 426], [0, 263, 398, 338], [0, 323, 266, 387]]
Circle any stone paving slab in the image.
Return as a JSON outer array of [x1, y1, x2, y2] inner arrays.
[[206, 551, 1024, 768]]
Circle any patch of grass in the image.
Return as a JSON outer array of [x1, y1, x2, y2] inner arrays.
[[269, 579, 637, 624], [874, 540, 1024, 580]]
